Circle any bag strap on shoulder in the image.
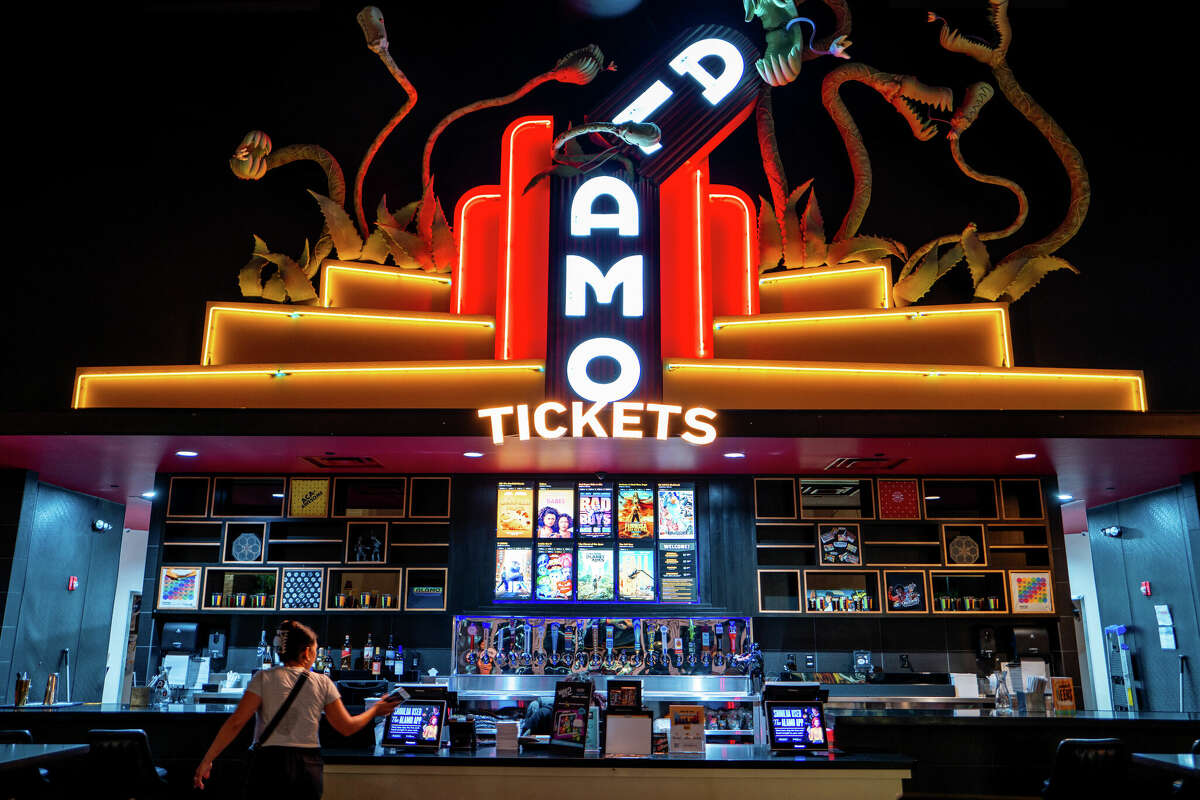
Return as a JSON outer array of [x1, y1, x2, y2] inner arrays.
[[255, 670, 310, 749]]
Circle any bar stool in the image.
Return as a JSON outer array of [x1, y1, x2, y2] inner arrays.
[[0, 729, 51, 800], [1042, 737, 1128, 798], [85, 729, 169, 800]]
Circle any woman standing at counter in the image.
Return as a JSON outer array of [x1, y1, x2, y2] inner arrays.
[[193, 619, 400, 798]]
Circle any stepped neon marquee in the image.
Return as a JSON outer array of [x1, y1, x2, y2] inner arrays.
[[478, 401, 717, 445]]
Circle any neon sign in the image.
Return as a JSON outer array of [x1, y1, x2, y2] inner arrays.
[[478, 401, 716, 445]]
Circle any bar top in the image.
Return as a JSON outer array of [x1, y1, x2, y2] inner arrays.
[[831, 708, 1200, 723], [322, 743, 914, 770]]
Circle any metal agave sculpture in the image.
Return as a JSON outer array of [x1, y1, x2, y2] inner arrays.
[[228, 6, 607, 302]]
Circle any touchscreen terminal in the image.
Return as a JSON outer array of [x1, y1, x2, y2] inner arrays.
[[765, 701, 828, 751], [381, 700, 446, 749]]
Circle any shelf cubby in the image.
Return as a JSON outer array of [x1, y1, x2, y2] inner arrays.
[[755, 522, 815, 545], [754, 477, 798, 520], [803, 569, 881, 614], [327, 568, 403, 610], [922, 479, 998, 520], [211, 476, 287, 518], [758, 569, 802, 613], [1000, 479, 1045, 520], [799, 478, 875, 519], [202, 567, 278, 610], [929, 570, 1007, 614], [756, 545, 817, 568]]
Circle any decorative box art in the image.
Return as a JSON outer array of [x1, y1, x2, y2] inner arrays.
[[885, 571, 927, 612], [819, 524, 861, 566], [346, 522, 388, 564], [289, 478, 329, 518], [1010, 571, 1053, 613], [877, 479, 921, 520], [280, 567, 324, 610], [158, 566, 201, 610]]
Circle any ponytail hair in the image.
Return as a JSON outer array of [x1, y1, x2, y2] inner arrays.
[[276, 619, 317, 665]]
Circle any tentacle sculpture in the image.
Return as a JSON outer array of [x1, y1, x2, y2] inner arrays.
[[422, 45, 608, 190], [230, 130, 347, 270], [929, 0, 1089, 293], [821, 63, 952, 240], [744, 0, 853, 86], [756, 84, 789, 243], [898, 81, 1028, 281], [353, 6, 418, 239]]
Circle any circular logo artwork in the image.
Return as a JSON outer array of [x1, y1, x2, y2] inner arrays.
[[890, 490, 906, 503], [948, 534, 981, 565], [232, 532, 263, 562]]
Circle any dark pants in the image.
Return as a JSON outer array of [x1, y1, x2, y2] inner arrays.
[[245, 746, 323, 799]]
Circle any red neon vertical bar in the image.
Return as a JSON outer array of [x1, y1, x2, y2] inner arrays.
[[708, 184, 759, 317], [659, 159, 712, 359], [495, 116, 553, 360], [453, 186, 501, 316]]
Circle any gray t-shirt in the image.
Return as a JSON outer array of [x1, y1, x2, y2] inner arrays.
[[246, 666, 341, 748]]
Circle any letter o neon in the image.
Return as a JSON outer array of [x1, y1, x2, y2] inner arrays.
[[565, 337, 641, 403]]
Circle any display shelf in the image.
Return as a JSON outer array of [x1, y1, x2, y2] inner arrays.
[[408, 476, 452, 518], [987, 547, 1051, 570], [166, 476, 210, 518], [755, 545, 817, 568], [161, 542, 221, 564], [941, 524, 988, 567], [332, 477, 407, 518], [999, 478, 1045, 520], [863, 542, 943, 567], [803, 569, 881, 613], [327, 567, 402, 610], [211, 476, 287, 518], [755, 522, 814, 544], [921, 479, 999, 520], [202, 567, 278, 610], [929, 570, 1007, 614], [986, 525, 1049, 547], [799, 478, 875, 519], [754, 477, 797, 520]]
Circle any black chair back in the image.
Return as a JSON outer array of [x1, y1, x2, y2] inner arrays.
[[1191, 738, 1199, 757], [0, 729, 33, 744], [86, 729, 167, 798], [1044, 737, 1128, 799]]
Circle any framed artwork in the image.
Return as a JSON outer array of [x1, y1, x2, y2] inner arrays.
[[1009, 570, 1054, 613], [157, 566, 201, 610], [346, 522, 388, 564], [289, 478, 330, 518], [877, 479, 921, 520], [222, 522, 266, 564], [818, 524, 861, 566], [884, 570, 929, 613], [942, 524, 988, 567], [280, 567, 325, 611], [405, 567, 448, 611]]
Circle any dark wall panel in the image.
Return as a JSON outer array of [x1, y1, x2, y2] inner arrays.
[[1089, 479, 1200, 711]]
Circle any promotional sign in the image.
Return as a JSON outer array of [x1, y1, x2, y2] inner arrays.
[[618, 547, 655, 601], [658, 541, 697, 603], [495, 545, 532, 600], [497, 481, 535, 538], [578, 482, 614, 537], [536, 546, 575, 600], [537, 483, 576, 538], [404, 568, 447, 611], [577, 544, 615, 601], [617, 483, 654, 539], [550, 681, 593, 753], [657, 482, 695, 539]]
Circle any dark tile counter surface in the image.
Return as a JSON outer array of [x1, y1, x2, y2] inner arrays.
[[323, 743, 913, 769], [829, 708, 1200, 723]]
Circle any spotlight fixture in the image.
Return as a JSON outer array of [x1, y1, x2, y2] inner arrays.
[[1057, 493, 1074, 501], [723, 452, 746, 458], [272, 493, 285, 499], [175, 450, 199, 457], [140, 491, 157, 499], [1015, 453, 1037, 460], [92, 519, 113, 532], [924, 495, 941, 501], [463, 452, 485, 458], [1101, 525, 1122, 537]]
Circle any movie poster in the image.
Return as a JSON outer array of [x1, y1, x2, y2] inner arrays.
[[496, 481, 534, 538], [657, 483, 695, 539], [618, 548, 655, 601], [576, 546, 614, 601], [494, 546, 531, 600], [577, 482, 613, 537], [616, 483, 654, 539], [537, 484, 575, 538], [536, 546, 574, 600]]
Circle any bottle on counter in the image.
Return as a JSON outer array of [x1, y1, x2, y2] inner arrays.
[[363, 633, 375, 671], [396, 644, 405, 682], [371, 646, 383, 676], [314, 647, 325, 673], [340, 634, 352, 670], [257, 630, 272, 671], [385, 635, 397, 677]]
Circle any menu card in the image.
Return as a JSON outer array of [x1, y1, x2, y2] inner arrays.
[[549, 680, 592, 753], [667, 704, 705, 754]]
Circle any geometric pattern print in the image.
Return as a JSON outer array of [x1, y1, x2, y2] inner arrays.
[[280, 567, 323, 609]]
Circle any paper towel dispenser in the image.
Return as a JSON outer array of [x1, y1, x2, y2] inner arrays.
[[163, 622, 198, 652], [1013, 627, 1050, 656]]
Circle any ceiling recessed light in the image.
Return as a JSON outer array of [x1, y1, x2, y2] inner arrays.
[[175, 450, 199, 457], [1057, 493, 1074, 501], [723, 452, 745, 458], [1015, 453, 1037, 460], [140, 491, 157, 499], [924, 495, 941, 501], [463, 451, 484, 458], [272, 493, 285, 498]]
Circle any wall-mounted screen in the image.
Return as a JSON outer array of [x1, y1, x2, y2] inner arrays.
[[576, 544, 614, 600], [577, 482, 613, 537], [497, 481, 534, 538], [618, 547, 655, 601], [617, 483, 654, 539], [537, 484, 575, 539], [494, 545, 531, 600], [536, 546, 574, 600], [657, 483, 695, 539]]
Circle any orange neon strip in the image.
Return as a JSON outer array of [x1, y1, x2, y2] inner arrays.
[[502, 119, 553, 360], [663, 359, 1147, 411], [709, 192, 755, 316], [712, 305, 1013, 368], [321, 263, 451, 308], [695, 168, 706, 357], [759, 263, 891, 309], [455, 190, 501, 314], [73, 361, 545, 409]]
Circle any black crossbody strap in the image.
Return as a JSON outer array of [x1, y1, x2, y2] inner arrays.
[[255, 670, 310, 749]]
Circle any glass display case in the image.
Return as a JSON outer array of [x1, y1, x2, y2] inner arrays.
[[448, 616, 762, 742]]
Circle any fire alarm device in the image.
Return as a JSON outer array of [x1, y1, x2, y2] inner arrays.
[[1140, 581, 1151, 597], [67, 576, 78, 591]]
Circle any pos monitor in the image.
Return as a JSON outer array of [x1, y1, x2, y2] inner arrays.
[[765, 701, 829, 752], [381, 700, 446, 750]]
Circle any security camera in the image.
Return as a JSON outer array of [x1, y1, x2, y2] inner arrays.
[[595, 471, 607, 481]]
